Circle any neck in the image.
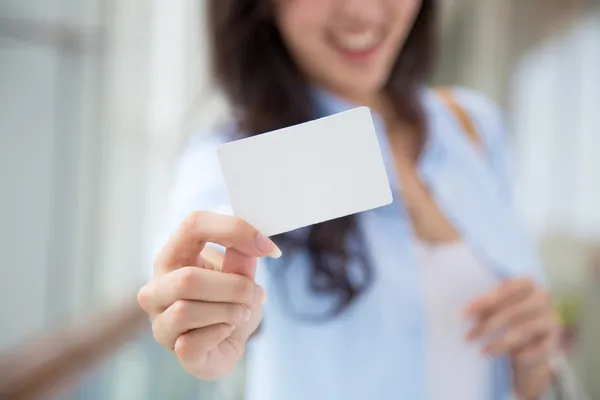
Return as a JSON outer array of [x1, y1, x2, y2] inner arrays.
[[327, 86, 423, 162]]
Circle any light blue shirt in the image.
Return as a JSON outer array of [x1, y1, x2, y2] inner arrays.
[[162, 87, 545, 400]]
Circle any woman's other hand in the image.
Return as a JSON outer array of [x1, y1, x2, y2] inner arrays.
[[464, 277, 560, 398], [138, 211, 281, 381], [464, 277, 559, 362]]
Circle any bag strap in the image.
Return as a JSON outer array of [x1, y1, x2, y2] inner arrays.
[[434, 87, 483, 151]]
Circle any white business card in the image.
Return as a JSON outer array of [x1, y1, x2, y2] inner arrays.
[[217, 107, 392, 237]]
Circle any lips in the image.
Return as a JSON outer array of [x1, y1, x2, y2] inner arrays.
[[329, 30, 383, 53]]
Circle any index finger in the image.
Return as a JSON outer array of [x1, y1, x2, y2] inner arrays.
[[463, 278, 534, 318], [154, 211, 281, 276]]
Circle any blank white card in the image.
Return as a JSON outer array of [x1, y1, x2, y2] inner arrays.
[[217, 107, 393, 237]]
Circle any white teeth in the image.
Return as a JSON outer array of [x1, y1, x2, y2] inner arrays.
[[333, 31, 380, 51]]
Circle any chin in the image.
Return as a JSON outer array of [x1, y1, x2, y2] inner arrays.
[[328, 73, 388, 102]]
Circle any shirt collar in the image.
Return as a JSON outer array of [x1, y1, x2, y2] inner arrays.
[[311, 86, 447, 191]]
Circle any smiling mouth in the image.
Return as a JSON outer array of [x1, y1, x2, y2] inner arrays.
[[328, 29, 385, 61]]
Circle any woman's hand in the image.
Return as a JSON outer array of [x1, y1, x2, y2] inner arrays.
[[464, 278, 560, 399], [137, 211, 281, 381]]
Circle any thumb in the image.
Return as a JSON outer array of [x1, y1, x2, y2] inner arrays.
[[222, 248, 258, 280]]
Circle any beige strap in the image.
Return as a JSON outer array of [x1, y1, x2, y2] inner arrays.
[[435, 87, 482, 150]]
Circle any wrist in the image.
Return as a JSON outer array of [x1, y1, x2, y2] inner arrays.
[[512, 357, 553, 400]]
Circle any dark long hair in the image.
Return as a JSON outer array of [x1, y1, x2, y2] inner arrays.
[[207, 0, 437, 318]]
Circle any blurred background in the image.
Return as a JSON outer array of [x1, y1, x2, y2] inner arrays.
[[1, 0, 600, 399]]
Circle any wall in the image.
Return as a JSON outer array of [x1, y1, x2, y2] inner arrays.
[[0, 0, 215, 398], [0, 0, 105, 348]]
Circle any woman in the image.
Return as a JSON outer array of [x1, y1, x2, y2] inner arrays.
[[138, 0, 560, 399]]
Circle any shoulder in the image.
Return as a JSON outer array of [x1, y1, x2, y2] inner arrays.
[[166, 125, 237, 227], [429, 86, 507, 154], [426, 86, 515, 200], [449, 86, 503, 124], [174, 130, 227, 194], [176, 120, 238, 170]]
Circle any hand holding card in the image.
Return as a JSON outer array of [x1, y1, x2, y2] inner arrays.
[[217, 107, 393, 236], [140, 211, 279, 381], [140, 107, 393, 383]]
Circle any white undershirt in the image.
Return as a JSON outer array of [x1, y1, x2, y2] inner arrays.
[[416, 241, 500, 400]]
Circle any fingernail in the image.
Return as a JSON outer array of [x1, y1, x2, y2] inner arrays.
[[255, 233, 282, 258], [242, 306, 251, 322], [253, 285, 265, 306], [261, 291, 268, 304]]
